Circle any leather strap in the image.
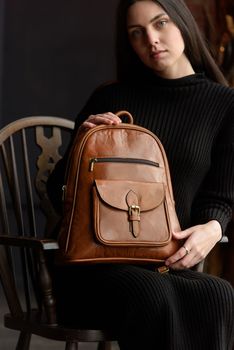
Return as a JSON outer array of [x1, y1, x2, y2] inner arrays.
[[126, 190, 140, 238]]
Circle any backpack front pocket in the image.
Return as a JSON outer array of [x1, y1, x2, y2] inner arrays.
[[93, 179, 172, 247]]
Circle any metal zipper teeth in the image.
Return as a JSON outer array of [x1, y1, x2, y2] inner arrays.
[[89, 157, 159, 171]]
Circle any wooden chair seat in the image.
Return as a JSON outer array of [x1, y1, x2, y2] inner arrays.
[[4, 310, 115, 343]]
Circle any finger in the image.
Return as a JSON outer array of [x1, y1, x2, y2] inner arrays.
[[106, 112, 122, 123], [165, 244, 191, 266], [82, 121, 98, 128], [87, 116, 114, 125], [169, 252, 202, 270], [172, 227, 195, 240], [81, 113, 122, 130], [87, 113, 122, 125], [81, 117, 113, 130]]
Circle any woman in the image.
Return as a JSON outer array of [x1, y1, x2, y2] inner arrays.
[[47, 0, 234, 349]]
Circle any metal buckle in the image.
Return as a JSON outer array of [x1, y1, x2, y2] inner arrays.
[[128, 204, 140, 216]]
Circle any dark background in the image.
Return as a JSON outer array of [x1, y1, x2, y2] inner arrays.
[[0, 1, 233, 129], [0, 0, 119, 127]]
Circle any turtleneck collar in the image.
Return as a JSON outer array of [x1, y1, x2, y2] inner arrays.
[[144, 72, 207, 87]]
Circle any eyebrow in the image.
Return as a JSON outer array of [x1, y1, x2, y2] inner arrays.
[[127, 12, 167, 29]]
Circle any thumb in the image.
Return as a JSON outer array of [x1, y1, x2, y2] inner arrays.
[[172, 228, 193, 240]]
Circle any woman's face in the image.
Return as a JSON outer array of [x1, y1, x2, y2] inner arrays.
[[126, 0, 194, 78]]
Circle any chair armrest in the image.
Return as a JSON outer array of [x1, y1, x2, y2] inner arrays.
[[0, 234, 59, 325], [0, 235, 59, 250], [220, 235, 229, 243]]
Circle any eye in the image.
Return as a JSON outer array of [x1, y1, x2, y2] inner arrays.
[[155, 18, 169, 29], [128, 28, 144, 40]]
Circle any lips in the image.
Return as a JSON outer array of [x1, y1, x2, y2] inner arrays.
[[150, 50, 167, 58]]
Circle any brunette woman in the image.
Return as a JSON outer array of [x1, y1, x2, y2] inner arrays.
[[48, 1, 234, 349]]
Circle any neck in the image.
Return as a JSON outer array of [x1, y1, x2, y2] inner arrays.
[[153, 56, 195, 80]]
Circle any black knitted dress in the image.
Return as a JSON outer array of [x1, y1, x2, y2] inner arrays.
[[48, 73, 234, 350]]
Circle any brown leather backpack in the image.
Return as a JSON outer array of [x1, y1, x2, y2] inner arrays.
[[57, 111, 182, 267]]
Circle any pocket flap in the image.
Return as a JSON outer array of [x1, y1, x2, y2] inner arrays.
[[95, 180, 165, 211]]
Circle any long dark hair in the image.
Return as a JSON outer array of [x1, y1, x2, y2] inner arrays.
[[115, 0, 228, 85]]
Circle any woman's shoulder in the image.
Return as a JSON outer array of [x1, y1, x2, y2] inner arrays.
[[91, 80, 135, 96], [95, 80, 119, 90], [203, 79, 234, 113], [205, 78, 234, 97], [92, 80, 123, 93], [75, 81, 130, 123]]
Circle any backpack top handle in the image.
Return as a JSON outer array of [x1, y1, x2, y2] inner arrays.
[[116, 110, 134, 124]]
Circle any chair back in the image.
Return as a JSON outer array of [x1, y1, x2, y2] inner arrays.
[[0, 116, 74, 318]]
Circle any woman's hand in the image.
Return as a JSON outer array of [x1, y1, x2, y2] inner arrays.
[[79, 112, 122, 130], [165, 220, 222, 269]]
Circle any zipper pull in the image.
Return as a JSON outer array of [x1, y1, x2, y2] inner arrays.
[[89, 158, 97, 172], [62, 185, 66, 201]]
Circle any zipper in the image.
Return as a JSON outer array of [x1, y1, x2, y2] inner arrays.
[[89, 157, 159, 172]]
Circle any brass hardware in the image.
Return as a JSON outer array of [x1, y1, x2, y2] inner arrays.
[[89, 158, 97, 172], [128, 205, 141, 238], [128, 205, 140, 216], [157, 266, 169, 274]]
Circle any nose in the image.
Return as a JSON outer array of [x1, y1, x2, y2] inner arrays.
[[146, 28, 159, 46]]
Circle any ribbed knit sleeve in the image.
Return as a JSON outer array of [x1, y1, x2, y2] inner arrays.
[[191, 107, 234, 234]]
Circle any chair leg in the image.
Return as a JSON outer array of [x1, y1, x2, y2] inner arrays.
[[16, 331, 31, 350], [97, 341, 112, 350], [65, 341, 78, 350]]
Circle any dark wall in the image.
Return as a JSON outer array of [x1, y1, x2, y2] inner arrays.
[[1, 0, 119, 127]]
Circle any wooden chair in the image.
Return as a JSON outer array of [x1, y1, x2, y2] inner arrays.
[[0, 116, 116, 350], [203, 216, 234, 287]]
